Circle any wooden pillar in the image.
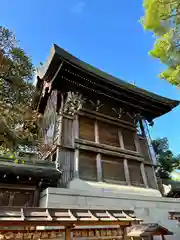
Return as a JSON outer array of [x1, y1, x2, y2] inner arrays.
[[95, 120, 99, 143], [33, 187, 40, 207], [140, 119, 155, 164], [74, 149, 79, 178], [124, 158, 131, 185], [123, 227, 130, 240], [139, 119, 145, 137], [74, 115, 79, 140], [152, 166, 159, 190], [140, 162, 148, 188], [96, 153, 102, 181], [65, 227, 71, 240], [95, 120, 102, 181], [134, 133, 141, 153], [74, 115, 79, 178], [118, 131, 124, 149]]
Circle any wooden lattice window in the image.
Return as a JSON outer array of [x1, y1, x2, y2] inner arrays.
[[145, 165, 157, 189], [128, 160, 144, 186], [79, 151, 97, 181], [79, 116, 95, 142], [98, 122, 120, 147], [101, 155, 126, 184], [122, 129, 136, 151]]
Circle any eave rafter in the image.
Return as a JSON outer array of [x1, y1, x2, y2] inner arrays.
[[61, 61, 171, 116], [36, 44, 179, 121], [60, 73, 154, 122]]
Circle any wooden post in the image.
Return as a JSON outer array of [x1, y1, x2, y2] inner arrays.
[[33, 187, 40, 207], [56, 93, 64, 169], [74, 115, 79, 178], [152, 166, 159, 190], [134, 133, 141, 153], [139, 120, 145, 137], [140, 162, 148, 188], [74, 149, 79, 178], [118, 131, 124, 149], [95, 121, 102, 181], [124, 158, 131, 185], [74, 115, 79, 140], [65, 227, 71, 240], [95, 120, 99, 143], [97, 153, 102, 181]]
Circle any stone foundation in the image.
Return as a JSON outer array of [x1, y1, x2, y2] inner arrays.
[[40, 182, 180, 240]]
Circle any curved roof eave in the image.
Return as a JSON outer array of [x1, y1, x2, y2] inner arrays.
[[37, 44, 179, 110]]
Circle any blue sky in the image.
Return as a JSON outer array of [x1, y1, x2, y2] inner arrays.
[[1, 0, 179, 154]]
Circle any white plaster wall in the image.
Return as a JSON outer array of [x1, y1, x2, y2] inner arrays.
[[39, 183, 180, 240]]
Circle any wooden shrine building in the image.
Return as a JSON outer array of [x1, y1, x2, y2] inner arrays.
[[35, 44, 179, 191], [0, 44, 178, 239]]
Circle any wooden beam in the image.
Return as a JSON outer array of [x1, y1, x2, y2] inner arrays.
[[75, 143, 144, 162], [124, 158, 131, 185], [0, 220, 131, 227], [82, 108, 136, 128], [75, 139, 143, 158], [78, 111, 136, 132], [0, 229, 65, 233], [76, 143, 152, 166], [0, 184, 36, 191]]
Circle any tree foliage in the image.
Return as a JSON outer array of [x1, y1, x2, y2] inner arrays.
[[0, 26, 40, 150], [141, 0, 180, 86], [152, 137, 180, 179]]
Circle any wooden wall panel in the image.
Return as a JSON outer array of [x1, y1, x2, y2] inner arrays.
[[62, 117, 74, 147], [42, 90, 57, 152], [0, 188, 34, 207], [139, 137, 151, 162], [98, 122, 120, 147], [79, 116, 95, 142], [101, 155, 126, 183], [59, 148, 74, 187], [145, 165, 157, 189], [79, 150, 97, 181], [122, 129, 136, 151], [128, 160, 144, 186]]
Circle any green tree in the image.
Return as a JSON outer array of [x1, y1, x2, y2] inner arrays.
[[141, 0, 180, 86], [152, 137, 179, 179], [0, 26, 39, 150]]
